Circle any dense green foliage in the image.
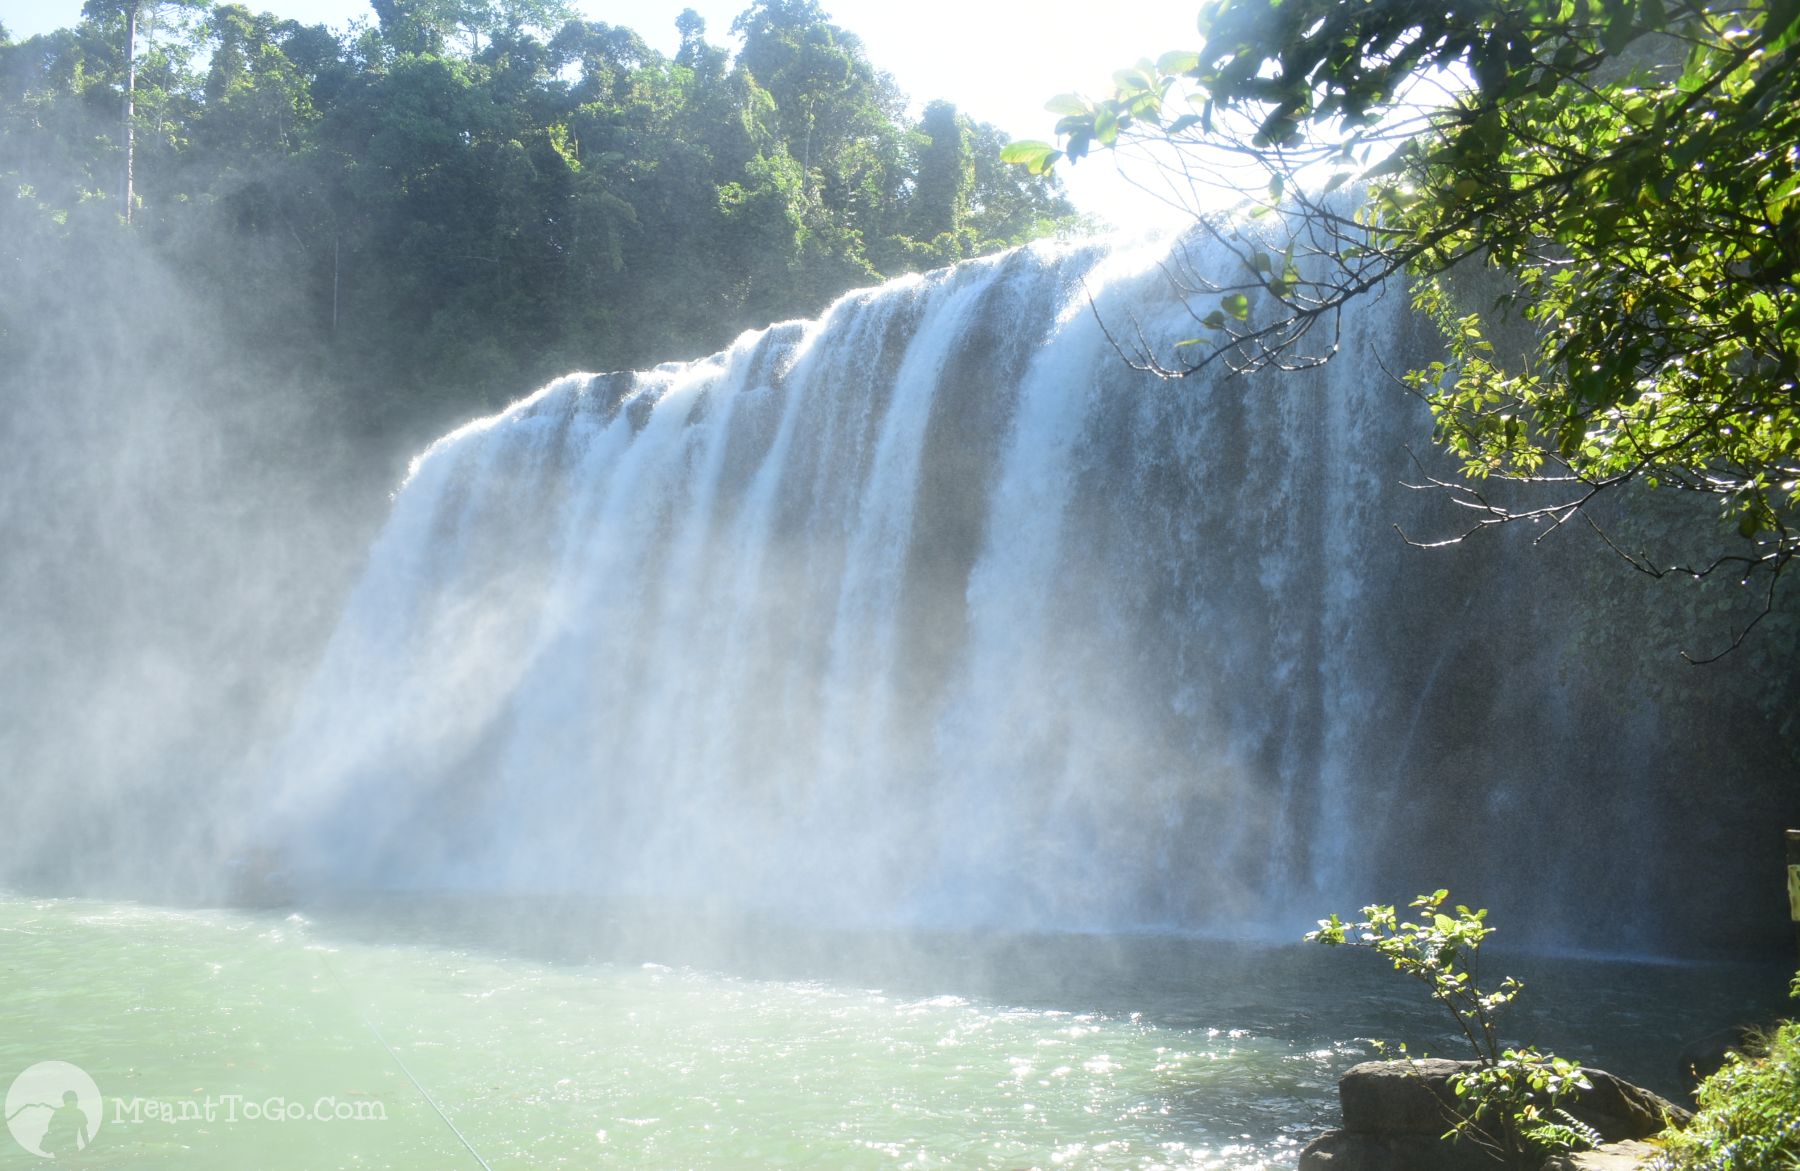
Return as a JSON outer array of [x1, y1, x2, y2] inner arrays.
[[1309, 893, 1598, 1167], [1008, 0, 1799, 650], [1657, 996, 1800, 1170], [0, 0, 1077, 448]]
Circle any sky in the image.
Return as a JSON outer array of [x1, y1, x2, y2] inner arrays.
[[0, 0, 1206, 228]]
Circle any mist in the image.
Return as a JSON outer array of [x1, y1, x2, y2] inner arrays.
[[0, 199, 391, 898]]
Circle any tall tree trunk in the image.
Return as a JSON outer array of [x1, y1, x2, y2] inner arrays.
[[121, 0, 137, 223]]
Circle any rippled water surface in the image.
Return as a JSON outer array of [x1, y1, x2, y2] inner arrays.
[[1, 894, 1785, 1168]]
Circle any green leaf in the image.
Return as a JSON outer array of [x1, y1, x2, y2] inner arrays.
[[1157, 49, 1201, 76], [1113, 66, 1158, 97], [1043, 93, 1090, 117], [998, 140, 1062, 174], [1221, 292, 1250, 320], [1094, 105, 1121, 145]]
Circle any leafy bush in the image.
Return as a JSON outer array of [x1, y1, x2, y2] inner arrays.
[[1655, 993, 1800, 1171], [1308, 891, 1595, 1166]]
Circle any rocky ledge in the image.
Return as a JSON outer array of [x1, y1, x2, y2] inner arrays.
[[1298, 1059, 1690, 1170]]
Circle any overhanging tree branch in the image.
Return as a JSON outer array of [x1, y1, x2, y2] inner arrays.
[[1005, 0, 1800, 655]]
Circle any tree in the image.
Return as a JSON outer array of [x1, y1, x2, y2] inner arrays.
[[673, 7, 709, 71], [1006, 0, 1800, 657], [368, 0, 569, 57], [731, 0, 892, 179], [82, 0, 143, 220], [81, 0, 205, 221], [911, 99, 971, 244], [964, 117, 1088, 246], [2, 0, 1075, 447]]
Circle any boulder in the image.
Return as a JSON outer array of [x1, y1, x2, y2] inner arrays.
[[1570, 1068, 1691, 1142], [1297, 1060, 1689, 1171], [1337, 1058, 1469, 1135]]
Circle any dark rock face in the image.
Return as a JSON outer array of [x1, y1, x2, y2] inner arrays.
[[1299, 1060, 1690, 1170]]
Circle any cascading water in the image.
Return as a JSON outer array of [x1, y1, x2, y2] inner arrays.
[[261, 230, 1792, 955]]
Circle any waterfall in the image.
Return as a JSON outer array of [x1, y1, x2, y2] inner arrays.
[[261, 231, 1793, 953]]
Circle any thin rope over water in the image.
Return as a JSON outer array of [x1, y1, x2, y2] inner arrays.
[[317, 950, 497, 1171]]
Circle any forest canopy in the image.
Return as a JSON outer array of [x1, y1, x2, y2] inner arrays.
[[0, 0, 1079, 448]]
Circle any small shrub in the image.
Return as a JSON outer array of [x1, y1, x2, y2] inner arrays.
[[1655, 1013, 1800, 1171], [1308, 890, 1594, 1167]]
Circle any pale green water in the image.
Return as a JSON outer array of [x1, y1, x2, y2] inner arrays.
[[0, 895, 1786, 1169]]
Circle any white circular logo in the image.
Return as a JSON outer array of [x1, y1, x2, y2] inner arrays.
[[4, 1062, 102, 1159]]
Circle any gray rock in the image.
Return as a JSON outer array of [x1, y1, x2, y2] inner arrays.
[[1305, 1060, 1687, 1171], [1338, 1058, 1470, 1135], [1570, 1069, 1690, 1143], [1335, 1060, 1686, 1142], [1541, 1139, 1662, 1170]]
